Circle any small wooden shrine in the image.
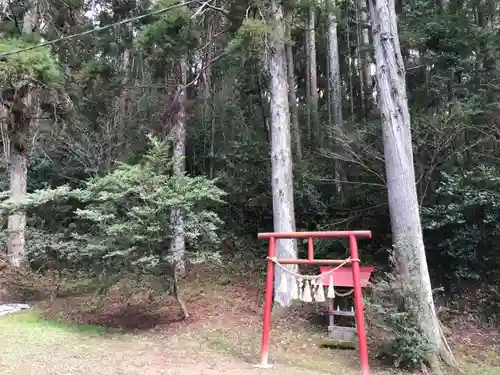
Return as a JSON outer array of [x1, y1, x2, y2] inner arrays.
[[319, 265, 375, 346]]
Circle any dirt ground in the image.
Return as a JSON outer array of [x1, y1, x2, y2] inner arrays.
[[0, 308, 392, 375], [0, 265, 499, 375], [0, 324, 324, 375]]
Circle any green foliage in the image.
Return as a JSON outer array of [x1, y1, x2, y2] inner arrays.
[[80, 60, 116, 83], [382, 309, 432, 369], [228, 18, 269, 60], [366, 256, 432, 369], [478, 286, 500, 326], [422, 167, 500, 285], [135, 0, 200, 73], [0, 137, 226, 277], [0, 39, 61, 87]]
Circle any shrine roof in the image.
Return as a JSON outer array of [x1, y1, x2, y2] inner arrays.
[[319, 266, 375, 288]]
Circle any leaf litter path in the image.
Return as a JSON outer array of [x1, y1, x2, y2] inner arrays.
[[0, 314, 329, 375]]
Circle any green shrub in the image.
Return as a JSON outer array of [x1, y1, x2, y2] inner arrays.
[[422, 167, 500, 287], [365, 255, 432, 369], [0, 38, 61, 87], [0, 136, 226, 284], [478, 286, 500, 326]]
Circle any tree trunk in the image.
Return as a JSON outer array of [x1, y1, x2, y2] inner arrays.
[[285, 21, 302, 162], [326, 6, 343, 133], [206, 38, 215, 179], [368, 0, 457, 372], [359, 0, 373, 106], [307, 5, 319, 145], [267, 0, 298, 308], [6, 2, 38, 269], [346, 16, 355, 120], [304, 17, 311, 144], [486, 0, 496, 27], [22, 4, 39, 33], [326, 2, 345, 195], [167, 264, 189, 319], [204, 8, 218, 179], [170, 59, 187, 274], [114, 47, 131, 158], [7, 151, 27, 269], [355, 4, 365, 115]]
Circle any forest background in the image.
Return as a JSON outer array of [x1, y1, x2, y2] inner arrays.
[[0, 0, 499, 373]]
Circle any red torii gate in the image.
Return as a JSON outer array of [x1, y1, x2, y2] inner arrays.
[[256, 230, 372, 375]]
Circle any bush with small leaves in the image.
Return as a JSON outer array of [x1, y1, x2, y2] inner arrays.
[[0, 137, 226, 314], [365, 254, 432, 370]]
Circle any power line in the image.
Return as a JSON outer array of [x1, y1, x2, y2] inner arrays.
[[0, 0, 196, 58]]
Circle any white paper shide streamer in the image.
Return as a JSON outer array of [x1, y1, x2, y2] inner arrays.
[[268, 256, 352, 306]]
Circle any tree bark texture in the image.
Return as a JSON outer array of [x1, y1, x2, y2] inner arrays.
[[6, 2, 39, 269], [22, 4, 39, 33], [359, 0, 373, 95], [285, 21, 302, 162], [170, 58, 187, 274], [326, 3, 345, 196], [7, 151, 27, 269], [368, 0, 456, 371], [304, 17, 311, 142], [326, 7, 343, 132], [267, 0, 298, 308], [307, 6, 319, 143], [115, 47, 131, 157]]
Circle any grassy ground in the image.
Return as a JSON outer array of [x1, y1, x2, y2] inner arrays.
[[0, 308, 405, 375], [0, 262, 499, 375]]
